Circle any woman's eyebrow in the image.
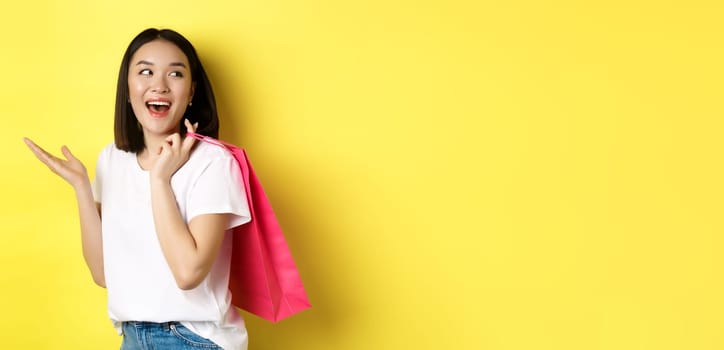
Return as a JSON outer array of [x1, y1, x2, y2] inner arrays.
[[134, 61, 187, 68]]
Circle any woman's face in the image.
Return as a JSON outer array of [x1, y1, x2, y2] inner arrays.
[[127, 39, 195, 139]]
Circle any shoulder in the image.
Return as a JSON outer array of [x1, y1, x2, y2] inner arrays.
[[98, 142, 130, 158], [178, 140, 242, 183], [188, 141, 236, 165], [96, 142, 135, 169]]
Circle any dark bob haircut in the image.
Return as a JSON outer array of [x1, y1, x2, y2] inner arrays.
[[114, 28, 219, 153]]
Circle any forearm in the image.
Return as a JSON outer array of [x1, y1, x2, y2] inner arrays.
[[74, 180, 105, 287], [150, 179, 205, 289], [22, 138, 105, 286]]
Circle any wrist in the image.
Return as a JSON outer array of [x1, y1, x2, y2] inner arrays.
[[150, 175, 172, 188], [71, 176, 91, 192], [72, 178, 94, 200]]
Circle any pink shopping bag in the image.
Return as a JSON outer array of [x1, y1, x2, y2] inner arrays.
[[187, 131, 311, 322]]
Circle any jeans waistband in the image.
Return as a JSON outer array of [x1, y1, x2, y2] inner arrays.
[[124, 321, 178, 331]]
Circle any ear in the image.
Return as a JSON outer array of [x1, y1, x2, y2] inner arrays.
[[189, 82, 196, 103]]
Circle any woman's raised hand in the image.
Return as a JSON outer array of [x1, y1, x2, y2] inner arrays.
[[150, 119, 199, 182], [23, 138, 89, 189]]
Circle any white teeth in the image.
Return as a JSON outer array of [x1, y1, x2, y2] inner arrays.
[[147, 101, 171, 106]]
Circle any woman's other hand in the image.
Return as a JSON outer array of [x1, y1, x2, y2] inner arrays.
[[151, 119, 199, 182], [23, 137, 89, 189]]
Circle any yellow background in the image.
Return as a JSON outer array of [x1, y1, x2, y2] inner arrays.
[[2, 0, 723, 349]]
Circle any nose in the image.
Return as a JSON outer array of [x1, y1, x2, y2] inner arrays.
[[151, 77, 170, 93]]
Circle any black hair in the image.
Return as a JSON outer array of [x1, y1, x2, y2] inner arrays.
[[114, 28, 219, 152]]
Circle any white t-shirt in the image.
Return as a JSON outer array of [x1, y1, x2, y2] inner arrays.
[[93, 141, 251, 350]]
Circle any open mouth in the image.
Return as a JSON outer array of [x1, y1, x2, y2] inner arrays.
[[146, 100, 171, 115]]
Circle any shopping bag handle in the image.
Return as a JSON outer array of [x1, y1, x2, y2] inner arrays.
[[186, 131, 233, 149]]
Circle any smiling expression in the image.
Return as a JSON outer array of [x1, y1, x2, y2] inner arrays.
[[127, 39, 195, 138]]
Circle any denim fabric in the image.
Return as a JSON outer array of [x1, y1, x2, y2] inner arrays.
[[121, 322, 222, 350]]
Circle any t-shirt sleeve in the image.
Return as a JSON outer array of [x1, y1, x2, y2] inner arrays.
[[186, 154, 251, 230], [92, 179, 101, 204], [91, 146, 108, 204]]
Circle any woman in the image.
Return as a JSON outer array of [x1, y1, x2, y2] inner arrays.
[[24, 28, 250, 350]]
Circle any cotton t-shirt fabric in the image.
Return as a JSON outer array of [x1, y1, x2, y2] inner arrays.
[[92, 141, 251, 350]]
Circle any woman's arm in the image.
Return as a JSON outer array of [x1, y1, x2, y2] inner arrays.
[[23, 138, 105, 287], [75, 185, 105, 287], [150, 179, 229, 290], [147, 120, 229, 290]]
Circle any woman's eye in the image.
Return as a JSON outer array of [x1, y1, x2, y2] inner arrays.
[[139, 69, 152, 76], [169, 71, 184, 78]]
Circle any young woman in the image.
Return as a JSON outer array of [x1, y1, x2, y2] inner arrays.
[[24, 28, 250, 350]]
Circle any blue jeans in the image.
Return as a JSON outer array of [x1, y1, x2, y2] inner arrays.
[[121, 321, 222, 350]]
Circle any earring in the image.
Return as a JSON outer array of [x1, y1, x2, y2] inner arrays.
[[188, 101, 193, 106]]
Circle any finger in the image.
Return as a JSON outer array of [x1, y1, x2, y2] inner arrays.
[[159, 141, 172, 156], [184, 119, 194, 135], [23, 137, 56, 165], [168, 133, 182, 151], [61, 145, 78, 162], [182, 129, 198, 154], [163, 134, 175, 152], [23, 137, 47, 158]]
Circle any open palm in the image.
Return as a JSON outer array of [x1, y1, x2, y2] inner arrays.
[[24, 138, 89, 188]]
